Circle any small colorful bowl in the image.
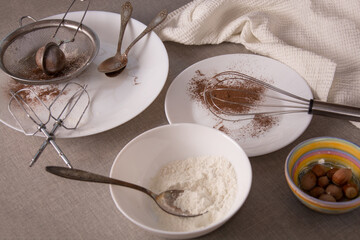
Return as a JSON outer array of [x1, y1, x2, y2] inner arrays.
[[285, 137, 360, 214]]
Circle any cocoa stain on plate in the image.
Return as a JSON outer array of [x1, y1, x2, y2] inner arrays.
[[6, 80, 65, 106], [187, 70, 279, 138]]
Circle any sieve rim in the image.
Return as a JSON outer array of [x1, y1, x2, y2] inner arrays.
[[0, 18, 99, 85]]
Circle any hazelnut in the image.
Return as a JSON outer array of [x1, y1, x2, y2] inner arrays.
[[309, 186, 325, 198], [319, 193, 336, 202], [300, 171, 317, 191], [326, 184, 343, 200], [311, 164, 326, 177], [332, 168, 352, 186], [318, 176, 330, 188], [326, 168, 339, 179], [343, 183, 359, 199]]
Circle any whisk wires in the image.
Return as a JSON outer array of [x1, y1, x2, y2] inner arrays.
[[204, 71, 310, 121]]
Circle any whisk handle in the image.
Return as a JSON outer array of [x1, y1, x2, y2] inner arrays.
[[309, 99, 360, 121]]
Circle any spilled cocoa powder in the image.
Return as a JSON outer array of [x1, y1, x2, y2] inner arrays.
[[17, 53, 87, 81], [188, 70, 265, 111], [7, 81, 63, 106], [206, 78, 265, 115], [187, 70, 279, 138], [133, 76, 140, 85], [188, 70, 208, 105], [250, 114, 278, 137]]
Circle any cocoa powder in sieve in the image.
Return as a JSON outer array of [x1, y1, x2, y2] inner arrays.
[[18, 54, 87, 81]]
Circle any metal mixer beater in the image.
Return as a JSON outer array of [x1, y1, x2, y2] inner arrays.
[[8, 82, 90, 168]]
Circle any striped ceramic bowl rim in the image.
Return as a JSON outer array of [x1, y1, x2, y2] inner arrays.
[[285, 137, 360, 214]]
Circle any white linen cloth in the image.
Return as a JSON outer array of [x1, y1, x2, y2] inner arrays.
[[156, 0, 360, 128]]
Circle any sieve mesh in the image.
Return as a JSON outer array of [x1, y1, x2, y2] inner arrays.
[[0, 19, 99, 84]]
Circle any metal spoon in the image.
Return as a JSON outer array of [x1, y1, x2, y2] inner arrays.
[[45, 166, 205, 217], [101, 1, 132, 78], [98, 9, 168, 74], [104, 1, 132, 78]]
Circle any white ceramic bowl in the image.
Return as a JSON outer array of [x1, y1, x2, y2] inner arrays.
[[110, 123, 252, 239]]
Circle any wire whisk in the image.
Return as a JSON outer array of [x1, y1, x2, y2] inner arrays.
[[204, 71, 360, 122], [8, 82, 90, 168]]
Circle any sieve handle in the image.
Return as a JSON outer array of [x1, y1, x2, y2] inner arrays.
[[52, 0, 91, 43], [19, 16, 37, 27], [309, 99, 360, 121]]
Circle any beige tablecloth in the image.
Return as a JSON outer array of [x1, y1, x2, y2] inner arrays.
[[1, 0, 360, 239]]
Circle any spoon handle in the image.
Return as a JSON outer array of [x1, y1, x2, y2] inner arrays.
[[124, 9, 168, 55], [46, 166, 152, 195], [117, 1, 133, 54]]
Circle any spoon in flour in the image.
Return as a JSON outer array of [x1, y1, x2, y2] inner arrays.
[[46, 166, 205, 217]]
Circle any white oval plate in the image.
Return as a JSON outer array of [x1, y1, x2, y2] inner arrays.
[[0, 11, 169, 138], [165, 54, 313, 157]]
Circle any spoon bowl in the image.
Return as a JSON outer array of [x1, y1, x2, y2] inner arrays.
[[45, 166, 204, 217]]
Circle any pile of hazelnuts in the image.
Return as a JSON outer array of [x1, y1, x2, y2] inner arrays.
[[300, 163, 359, 202]]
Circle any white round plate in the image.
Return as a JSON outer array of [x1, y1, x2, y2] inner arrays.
[[164, 54, 313, 157], [0, 11, 168, 138]]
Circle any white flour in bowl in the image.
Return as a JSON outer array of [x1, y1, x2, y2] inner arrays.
[[150, 156, 237, 231]]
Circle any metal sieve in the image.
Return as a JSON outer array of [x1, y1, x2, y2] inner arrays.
[[0, 3, 99, 84]]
